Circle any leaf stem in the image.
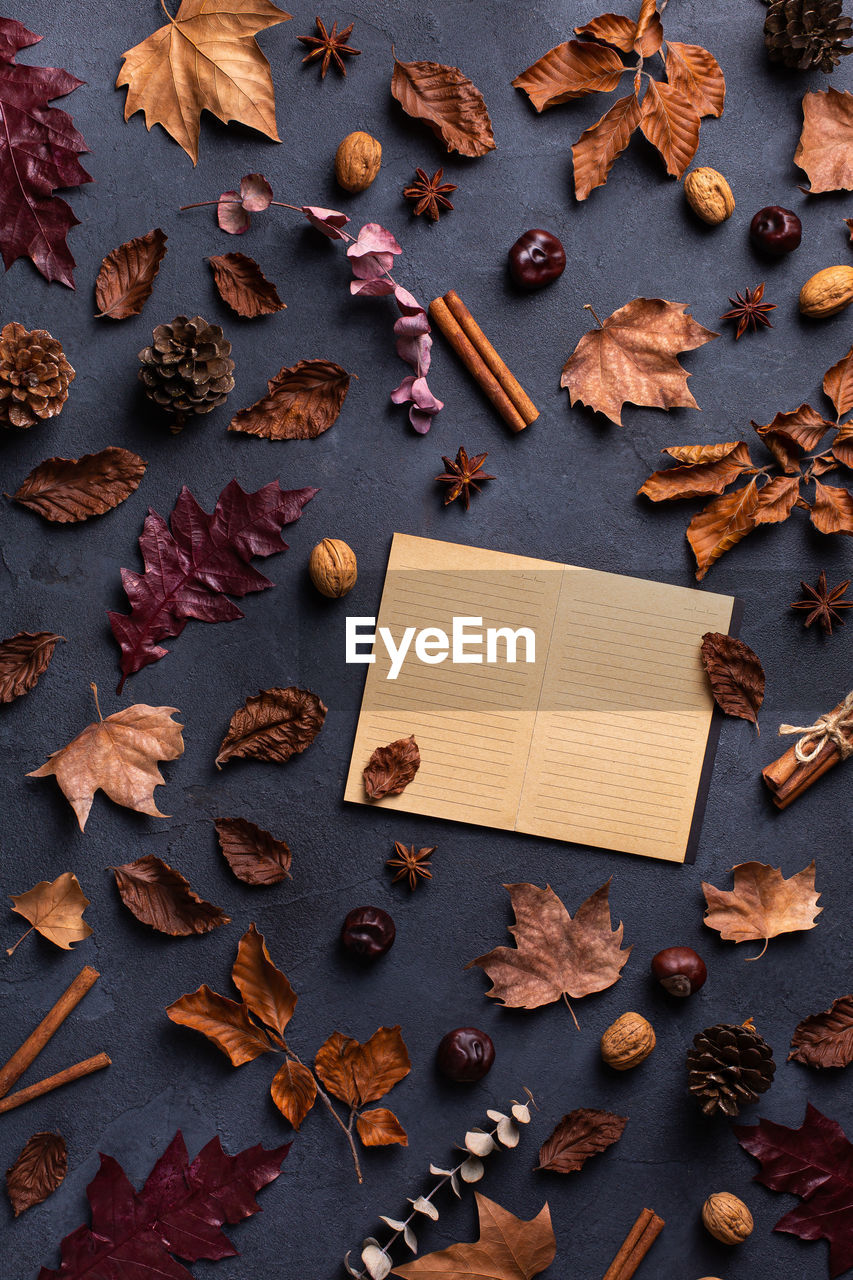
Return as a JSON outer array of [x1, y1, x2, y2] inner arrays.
[[583, 303, 603, 329], [6, 926, 32, 957], [284, 1048, 363, 1183], [562, 992, 580, 1030], [159, 0, 176, 23], [91, 682, 103, 722]]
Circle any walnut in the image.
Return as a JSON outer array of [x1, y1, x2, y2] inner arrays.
[[683, 167, 735, 225], [308, 538, 357, 598], [334, 131, 382, 193], [701, 1192, 754, 1244], [600, 1012, 656, 1070], [799, 265, 853, 318]]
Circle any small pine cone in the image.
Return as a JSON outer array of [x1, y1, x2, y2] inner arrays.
[[764, 0, 853, 71], [138, 314, 235, 430], [687, 1021, 776, 1118], [0, 322, 75, 429]]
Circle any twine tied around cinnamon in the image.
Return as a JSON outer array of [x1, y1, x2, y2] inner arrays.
[[779, 690, 853, 765]]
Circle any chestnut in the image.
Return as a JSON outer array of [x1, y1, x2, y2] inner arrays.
[[508, 228, 566, 290], [340, 906, 395, 959], [651, 946, 707, 997], [750, 206, 802, 256], [436, 1027, 495, 1082]]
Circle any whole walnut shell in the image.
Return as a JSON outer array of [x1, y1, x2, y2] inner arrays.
[[799, 265, 853, 318], [600, 1012, 656, 1070], [684, 167, 735, 225], [335, 131, 382, 193], [702, 1192, 753, 1245], [309, 538, 357, 598]]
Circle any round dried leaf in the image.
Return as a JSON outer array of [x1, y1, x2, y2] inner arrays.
[[409, 1195, 439, 1220], [459, 1156, 484, 1183], [497, 1117, 520, 1148], [361, 1243, 392, 1280], [464, 1129, 496, 1157]]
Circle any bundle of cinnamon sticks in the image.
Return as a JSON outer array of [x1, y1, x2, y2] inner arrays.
[[762, 692, 853, 809], [602, 1207, 664, 1279]]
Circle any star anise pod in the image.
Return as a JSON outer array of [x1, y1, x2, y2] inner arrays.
[[403, 168, 457, 221], [386, 841, 436, 890], [436, 447, 495, 510], [791, 570, 852, 634], [721, 283, 776, 339], [297, 17, 361, 77]]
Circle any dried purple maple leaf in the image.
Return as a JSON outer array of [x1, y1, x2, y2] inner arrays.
[[363, 735, 420, 800]]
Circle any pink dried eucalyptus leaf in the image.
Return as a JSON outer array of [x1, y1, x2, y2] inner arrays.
[[391, 374, 444, 433], [346, 222, 403, 260], [351, 273, 396, 296], [302, 205, 350, 240], [217, 191, 249, 235], [394, 309, 432, 373], [240, 173, 272, 212]]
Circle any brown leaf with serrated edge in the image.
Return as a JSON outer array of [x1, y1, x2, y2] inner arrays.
[[363, 734, 420, 800], [833, 423, 853, 469], [166, 984, 274, 1065], [6, 1132, 67, 1216], [753, 404, 833, 473], [638, 441, 753, 501], [232, 923, 296, 1040], [216, 686, 326, 769], [229, 359, 351, 439], [754, 476, 801, 525], [111, 855, 229, 936], [392, 1193, 556, 1280], [8, 872, 92, 954], [810, 479, 853, 534], [824, 345, 853, 419], [467, 882, 631, 1017], [271, 1058, 317, 1128], [639, 79, 700, 178], [574, 14, 637, 52], [315, 1026, 411, 1108], [790, 996, 853, 1069], [0, 632, 63, 703], [794, 87, 853, 193], [208, 252, 285, 318], [214, 816, 291, 884], [687, 479, 760, 579], [700, 631, 765, 730], [391, 56, 495, 157], [703, 861, 821, 959], [536, 1108, 627, 1173], [562, 297, 717, 425], [28, 685, 184, 830], [357, 1108, 408, 1147], [665, 42, 725, 118], [95, 229, 167, 319], [512, 40, 625, 112], [572, 94, 641, 201], [13, 448, 147, 523], [634, 0, 663, 55]]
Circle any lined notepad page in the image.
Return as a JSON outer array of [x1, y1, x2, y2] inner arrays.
[[344, 535, 737, 863]]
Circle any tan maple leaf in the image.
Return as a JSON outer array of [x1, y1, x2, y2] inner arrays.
[[561, 298, 717, 425], [794, 87, 853, 194], [8, 872, 92, 955], [116, 0, 291, 165], [702, 861, 822, 959], [392, 1193, 556, 1280], [27, 684, 184, 830]]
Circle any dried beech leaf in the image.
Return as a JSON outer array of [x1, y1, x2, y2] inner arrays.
[[357, 1108, 408, 1147], [9, 871, 92, 953], [208, 251, 285, 317], [111, 854, 229, 936], [664, 42, 725, 119], [638, 441, 753, 501], [536, 1109, 626, 1174], [0, 631, 63, 703], [95, 229, 167, 319], [754, 475, 801, 526], [833, 423, 853, 470], [13, 448, 147, 523], [214, 816, 291, 884], [794, 87, 853, 193], [6, 1132, 67, 1216], [824, 345, 853, 419], [753, 404, 832, 473], [232, 923, 296, 1039], [574, 14, 637, 52], [809, 479, 853, 535], [271, 1057, 317, 1128], [700, 631, 765, 730], [391, 56, 496, 157], [633, 0, 663, 54], [572, 93, 641, 201], [363, 734, 420, 800], [314, 1026, 411, 1108], [216, 686, 326, 768], [639, 78, 700, 178], [229, 359, 351, 439], [790, 996, 853, 1069], [166, 984, 274, 1065], [703, 861, 821, 958], [687, 479, 760, 580], [512, 40, 625, 112], [392, 1193, 556, 1280]]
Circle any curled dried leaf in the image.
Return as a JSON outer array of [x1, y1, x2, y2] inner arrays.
[[391, 56, 495, 157], [208, 252, 285, 317], [358, 1108, 408, 1148], [459, 1156, 484, 1182], [6, 1132, 67, 1216], [363, 735, 420, 800], [12, 448, 147, 523], [111, 855, 229, 936], [216, 686, 327, 768], [95, 229, 167, 319], [362, 1242, 392, 1280], [789, 995, 853, 1069], [497, 1117, 520, 1148], [315, 1025, 411, 1108], [465, 1129, 496, 1157], [232, 922, 297, 1039], [166, 984, 274, 1066], [700, 631, 765, 731], [0, 631, 64, 703], [409, 1195, 439, 1219], [229, 359, 351, 439], [536, 1108, 627, 1173], [271, 1058, 317, 1128]]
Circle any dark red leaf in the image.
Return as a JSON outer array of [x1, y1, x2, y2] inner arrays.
[[789, 996, 853, 1069], [95, 229, 167, 319], [700, 631, 765, 730], [536, 1109, 627, 1173]]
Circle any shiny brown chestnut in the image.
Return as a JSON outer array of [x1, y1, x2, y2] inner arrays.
[[340, 906, 395, 959], [750, 206, 802, 256], [508, 228, 566, 289], [436, 1027, 495, 1082], [651, 946, 707, 997]]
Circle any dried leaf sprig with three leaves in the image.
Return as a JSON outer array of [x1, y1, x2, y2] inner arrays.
[[700, 631, 765, 732], [702, 861, 822, 960], [392, 1194, 556, 1280], [12, 448, 146, 523], [513, 0, 725, 198], [789, 995, 853, 1069], [0, 631, 63, 703], [8, 872, 92, 955], [6, 1131, 67, 1216], [167, 924, 410, 1182]]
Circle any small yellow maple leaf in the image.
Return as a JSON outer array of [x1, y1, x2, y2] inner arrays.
[[8, 871, 92, 955]]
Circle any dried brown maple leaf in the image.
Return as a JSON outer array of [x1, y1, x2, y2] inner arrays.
[[392, 1193, 556, 1280], [363, 734, 421, 800], [12, 447, 146, 523], [702, 861, 822, 959], [229, 359, 351, 439], [8, 871, 92, 955], [214, 816, 292, 884], [216, 686, 326, 768], [391, 56, 496, 157], [208, 251, 285, 318], [789, 995, 853, 1069], [561, 298, 717, 425], [111, 854, 229, 936], [468, 881, 631, 1026], [6, 1132, 67, 1216], [0, 631, 63, 703], [117, 0, 291, 165], [536, 1108, 627, 1173], [795, 86, 853, 193], [700, 631, 765, 731], [28, 683, 184, 830], [94, 229, 167, 319]]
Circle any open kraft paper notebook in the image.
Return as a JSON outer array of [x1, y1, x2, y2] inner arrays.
[[344, 535, 742, 863]]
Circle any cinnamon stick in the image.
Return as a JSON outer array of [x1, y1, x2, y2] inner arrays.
[[602, 1207, 665, 1280], [0, 964, 99, 1100], [444, 290, 540, 428], [762, 695, 852, 809], [0, 1052, 111, 1115]]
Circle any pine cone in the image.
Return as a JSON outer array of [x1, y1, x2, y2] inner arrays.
[[687, 1021, 776, 1117], [0, 322, 75, 429], [765, 0, 853, 71], [138, 315, 235, 429]]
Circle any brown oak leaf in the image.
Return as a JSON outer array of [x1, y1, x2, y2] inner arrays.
[[700, 631, 765, 731], [561, 298, 717, 425], [6, 1132, 67, 1216], [536, 1108, 627, 1173], [8, 871, 92, 955], [214, 816, 292, 884], [166, 984, 275, 1065], [208, 251, 285, 318], [315, 1026, 411, 1109], [702, 860, 822, 959], [392, 1193, 556, 1280], [94, 229, 167, 319], [0, 631, 63, 703], [271, 1058, 316, 1129], [363, 734, 420, 800], [215, 686, 326, 768], [391, 56, 496, 157], [512, 40, 625, 112], [12, 447, 147, 523], [794, 87, 853, 193], [572, 93, 642, 201], [789, 996, 853, 1069], [639, 78, 700, 177], [232, 922, 297, 1040], [111, 854, 229, 936], [229, 359, 351, 439]]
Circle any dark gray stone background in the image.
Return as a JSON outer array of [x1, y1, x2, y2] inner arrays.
[[2, 1, 852, 1276]]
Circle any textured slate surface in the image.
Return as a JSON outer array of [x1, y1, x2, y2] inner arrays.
[[1, 1, 852, 1277]]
